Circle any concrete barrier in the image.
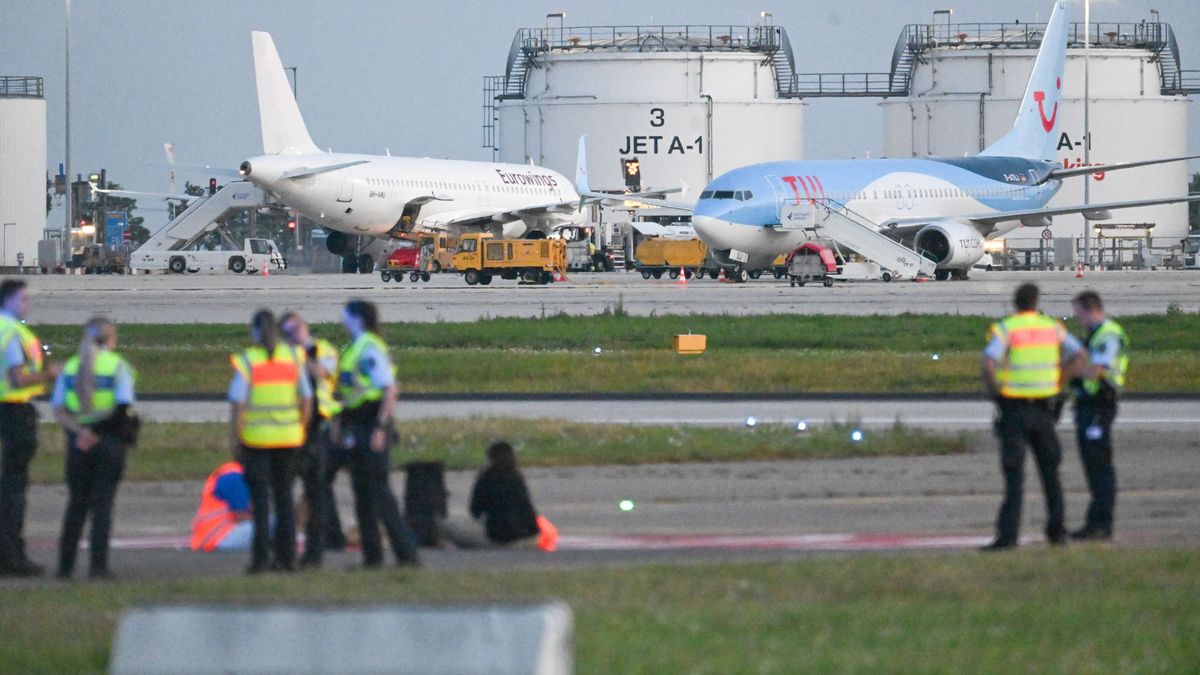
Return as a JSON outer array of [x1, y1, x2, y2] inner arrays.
[[110, 602, 573, 675]]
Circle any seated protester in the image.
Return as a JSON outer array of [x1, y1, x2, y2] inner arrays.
[[443, 441, 542, 550], [191, 462, 254, 552]]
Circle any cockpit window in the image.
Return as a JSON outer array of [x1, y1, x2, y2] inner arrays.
[[713, 190, 736, 200], [700, 190, 714, 199], [741, 190, 753, 200]]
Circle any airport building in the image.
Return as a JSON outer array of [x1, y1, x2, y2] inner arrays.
[[878, 20, 1198, 242], [0, 76, 46, 269], [484, 21, 806, 193]]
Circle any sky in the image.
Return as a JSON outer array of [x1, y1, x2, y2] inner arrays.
[[4, 0, 1198, 227]]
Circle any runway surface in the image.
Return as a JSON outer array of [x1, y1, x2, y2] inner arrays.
[[42, 397, 1200, 430], [8, 430, 1197, 581], [19, 269, 1200, 324]]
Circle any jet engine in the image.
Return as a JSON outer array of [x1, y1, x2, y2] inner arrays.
[[913, 220, 986, 269], [325, 230, 349, 256]]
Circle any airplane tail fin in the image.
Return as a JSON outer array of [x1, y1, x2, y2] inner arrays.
[[980, 0, 1068, 161], [575, 135, 590, 194], [251, 31, 320, 156]]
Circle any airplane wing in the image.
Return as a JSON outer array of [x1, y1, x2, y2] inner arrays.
[[580, 191, 695, 211], [965, 193, 1200, 227], [880, 193, 1200, 237], [1046, 154, 1200, 181], [90, 185, 198, 202], [281, 160, 370, 180], [415, 200, 578, 230]]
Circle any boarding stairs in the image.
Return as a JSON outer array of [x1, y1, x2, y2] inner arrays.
[[781, 200, 936, 280], [134, 182, 274, 254]]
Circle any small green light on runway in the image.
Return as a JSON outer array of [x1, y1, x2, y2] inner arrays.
[[619, 499, 635, 512]]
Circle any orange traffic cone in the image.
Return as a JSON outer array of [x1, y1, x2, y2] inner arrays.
[[555, 268, 568, 282], [716, 267, 727, 283], [1075, 263, 1084, 279], [261, 261, 269, 278], [676, 266, 688, 286]]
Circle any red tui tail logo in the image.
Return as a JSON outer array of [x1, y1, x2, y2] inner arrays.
[[1034, 77, 1062, 133]]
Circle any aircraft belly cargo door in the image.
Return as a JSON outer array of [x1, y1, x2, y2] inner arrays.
[[336, 169, 354, 202], [766, 175, 813, 230]]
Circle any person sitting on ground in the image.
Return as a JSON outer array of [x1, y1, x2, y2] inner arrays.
[[191, 462, 254, 552], [443, 441, 542, 549]]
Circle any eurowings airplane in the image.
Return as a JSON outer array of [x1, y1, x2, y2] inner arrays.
[[237, 32, 585, 262], [612, 0, 1199, 280]]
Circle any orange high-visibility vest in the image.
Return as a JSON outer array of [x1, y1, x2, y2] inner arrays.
[[991, 312, 1065, 399], [191, 462, 244, 551], [231, 345, 306, 449]]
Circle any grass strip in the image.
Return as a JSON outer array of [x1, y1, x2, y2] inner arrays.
[[31, 313, 1200, 394], [1, 548, 1196, 673], [32, 419, 968, 484]]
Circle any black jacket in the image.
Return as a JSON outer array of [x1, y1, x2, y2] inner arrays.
[[469, 466, 540, 543]]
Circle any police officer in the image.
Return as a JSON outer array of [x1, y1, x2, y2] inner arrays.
[[228, 309, 312, 574], [279, 311, 341, 567], [981, 282, 1085, 551], [1069, 290, 1127, 541], [52, 318, 136, 580], [0, 279, 60, 576], [337, 300, 420, 568]]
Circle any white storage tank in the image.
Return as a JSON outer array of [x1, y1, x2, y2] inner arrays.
[[0, 77, 46, 268], [880, 20, 1193, 240], [489, 23, 806, 193]]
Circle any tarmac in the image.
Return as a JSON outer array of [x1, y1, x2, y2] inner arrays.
[[18, 268, 1200, 324], [4, 267, 1197, 583], [6, 428, 1197, 582]]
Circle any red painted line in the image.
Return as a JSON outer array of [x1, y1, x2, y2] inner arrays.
[[32, 533, 1010, 553], [811, 175, 827, 202]]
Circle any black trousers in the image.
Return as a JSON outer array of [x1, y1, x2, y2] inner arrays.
[[322, 431, 352, 551], [241, 447, 297, 569], [58, 433, 126, 576], [293, 420, 330, 562], [993, 398, 1067, 544], [0, 402, 38, 565], [1075, 397, 1118, 533], [344, 422, 419, 566]]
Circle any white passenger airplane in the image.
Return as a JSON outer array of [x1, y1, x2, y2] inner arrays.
[[607, 0, 1200, 280], [237, 32, 586, 265]]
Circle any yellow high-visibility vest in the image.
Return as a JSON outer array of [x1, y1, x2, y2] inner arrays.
[[1082, 319, 1129, 396], [0, 316, 46, 403], [232, 345, 306, 449], [311, 338, 342, 419], [991, 312, 1065, 399], [63, 350, 133, 424], [337, 332, 390, 411]]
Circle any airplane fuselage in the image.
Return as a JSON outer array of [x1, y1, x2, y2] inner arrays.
[[692, 156, 1062, 268], [240, 153, 578, 239]]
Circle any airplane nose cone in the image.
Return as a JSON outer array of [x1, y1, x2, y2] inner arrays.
[[693, 215, 734, 250]]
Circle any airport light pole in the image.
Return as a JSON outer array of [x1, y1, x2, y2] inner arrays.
[[1083, 0, 1091, 267], [63, 0, 72, 271], [2, 223, 14, 268], [546, 12, 565, 45], [933, 9, 953, 45]]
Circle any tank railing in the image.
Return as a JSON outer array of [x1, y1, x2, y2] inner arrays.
[[0, 76, 44, 97], [516, 25, 785, 55], [904, 21, 1170, 51], [792, 73, 897, 97]]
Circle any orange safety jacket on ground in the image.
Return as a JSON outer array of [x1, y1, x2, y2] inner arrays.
[[191, 462, 245, 551]]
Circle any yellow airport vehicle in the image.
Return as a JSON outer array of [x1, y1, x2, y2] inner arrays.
[[418, 233, 457, 273], [635, 238, 709, 280], [452, 233, 566, 286]]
